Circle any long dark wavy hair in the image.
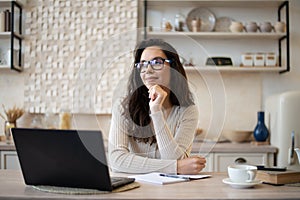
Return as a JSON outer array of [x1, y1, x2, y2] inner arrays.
[[121, 38, 195, 144]]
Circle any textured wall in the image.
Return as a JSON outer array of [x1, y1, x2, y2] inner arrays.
[[23, 0, 138, 114]]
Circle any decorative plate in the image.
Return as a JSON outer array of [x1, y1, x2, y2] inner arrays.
[[186, 8, 216, 32], [215, 17, 233, 32]]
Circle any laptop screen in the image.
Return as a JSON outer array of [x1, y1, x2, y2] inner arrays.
[[12, 128, 114, 191]]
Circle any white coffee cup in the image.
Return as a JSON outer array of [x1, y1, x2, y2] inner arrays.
[[228, 164, 257, 183]]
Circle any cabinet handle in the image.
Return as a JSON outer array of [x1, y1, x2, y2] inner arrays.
[[235, 157, 247, 164]]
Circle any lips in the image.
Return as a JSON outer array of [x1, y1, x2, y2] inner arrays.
[[145, 77, 158, 82]]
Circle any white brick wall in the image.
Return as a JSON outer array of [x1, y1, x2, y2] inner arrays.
[[24, 0, 138, 114]]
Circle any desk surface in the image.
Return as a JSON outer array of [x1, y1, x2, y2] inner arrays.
[[0, 170, 299, 200]]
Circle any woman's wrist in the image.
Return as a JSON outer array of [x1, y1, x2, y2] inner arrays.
[[150, 104, 162, 113]]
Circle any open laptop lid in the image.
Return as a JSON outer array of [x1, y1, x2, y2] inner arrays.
[[12, 128, 114, 191]]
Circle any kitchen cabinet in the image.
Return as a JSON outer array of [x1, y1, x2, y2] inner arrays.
[[0, 0, 24, 72], [191, 142, 277, 172], [192, 152, 273, 172], [140, 0, 290, 73], [0, 150, 20, 169], [213, 152, 271, 172]]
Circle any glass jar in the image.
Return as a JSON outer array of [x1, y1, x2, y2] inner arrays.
[[174, 13, 185, 31], [4, 121, 16, 144]]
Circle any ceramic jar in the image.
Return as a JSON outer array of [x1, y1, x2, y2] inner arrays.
[[254, 53, 265, 66], [230, 21, 244, 33], [259, 22, 273, 32], [265, 52, 277, 66], [274, 21, 286, 33], [241, 53, 253, 66], [245, 22, 258, 32]]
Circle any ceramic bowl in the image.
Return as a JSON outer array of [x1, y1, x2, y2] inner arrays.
[[223, 130, 252, 143]]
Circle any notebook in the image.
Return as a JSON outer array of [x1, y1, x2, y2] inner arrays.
[[11, 128, 135, 191], [129, 172, 211, 185]]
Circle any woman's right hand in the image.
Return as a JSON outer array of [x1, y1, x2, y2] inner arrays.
[[177, 156, 206, 174], [148, 84, 167, 113]]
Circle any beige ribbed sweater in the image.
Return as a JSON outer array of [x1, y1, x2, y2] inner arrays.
[[108, 99, 199, 174]]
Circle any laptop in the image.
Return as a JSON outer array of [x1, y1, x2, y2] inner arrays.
[[11, 128, 135, 191]]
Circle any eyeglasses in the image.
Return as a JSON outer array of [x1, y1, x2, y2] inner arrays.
[[135, 57, 171, 73]]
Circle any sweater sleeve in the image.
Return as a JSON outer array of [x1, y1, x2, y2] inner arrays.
[[151, 105, 199, 159], [108, 99, 177, 174]]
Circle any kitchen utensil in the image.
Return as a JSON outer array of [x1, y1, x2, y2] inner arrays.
[[288, 131, 295, 165], [174, 13, 185, 31], [241, 53, 254, 66], [274, 21, 286, 33], [245, 21, 258, 32], [227, 164, 257, 183], [186, 8, 216, 32], [214, 17, 232, 32], [223, 178, 262, 189], [229, 21, 244, 32], [259, 22, 273, 32], [265, 52, 277, 66], [295, 148, 300, 164], [206, 57, 232, 66], [223, 130, 252, 143], [254, 53, 265, 66], [191, 18, 201, 32]]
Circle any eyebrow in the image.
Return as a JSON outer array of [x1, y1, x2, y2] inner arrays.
[[140, 57, 165, 62]]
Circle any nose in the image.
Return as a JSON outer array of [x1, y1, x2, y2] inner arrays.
[[145, 63, 154, 73]]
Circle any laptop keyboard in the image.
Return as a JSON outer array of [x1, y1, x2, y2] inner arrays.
[[110, 177, 135, 189]]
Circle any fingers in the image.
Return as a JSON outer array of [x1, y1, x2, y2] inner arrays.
[[177, 156, 207, 174], [148, 85, 158, 101], [191, 156, 206, 172], [148, 85, 167, 103]]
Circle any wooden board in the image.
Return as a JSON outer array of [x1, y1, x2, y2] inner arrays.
[[257, 170, 300, 185]]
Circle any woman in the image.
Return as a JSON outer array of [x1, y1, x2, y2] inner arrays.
[[108, 38, 206, 174]]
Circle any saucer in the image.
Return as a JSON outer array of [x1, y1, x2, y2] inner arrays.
[[222, 178, 262, 189]]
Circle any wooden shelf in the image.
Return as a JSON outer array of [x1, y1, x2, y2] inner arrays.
[[0, 0, 25, 7], [0, 0, 24, 72], [143, 0, 290, 74], [0, 64, 22, 71], [146, 0, 286, 7], [0, 32, 24, 39], [184, 66, 285, 72], [145, 31, 286, 40]]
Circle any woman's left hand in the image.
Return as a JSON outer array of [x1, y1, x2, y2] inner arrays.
[[177, 156, 206, 174], [148, 84, 167, 113]]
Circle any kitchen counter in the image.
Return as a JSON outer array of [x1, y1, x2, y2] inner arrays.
[[192, 142, 278, 154], [0, 141, 277, 154], [0, 170, 299, 200], [0, 141, 15, 151], [0, 141, 278, 171]]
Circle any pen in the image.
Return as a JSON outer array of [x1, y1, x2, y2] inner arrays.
[[159, 173, 190, 180]]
